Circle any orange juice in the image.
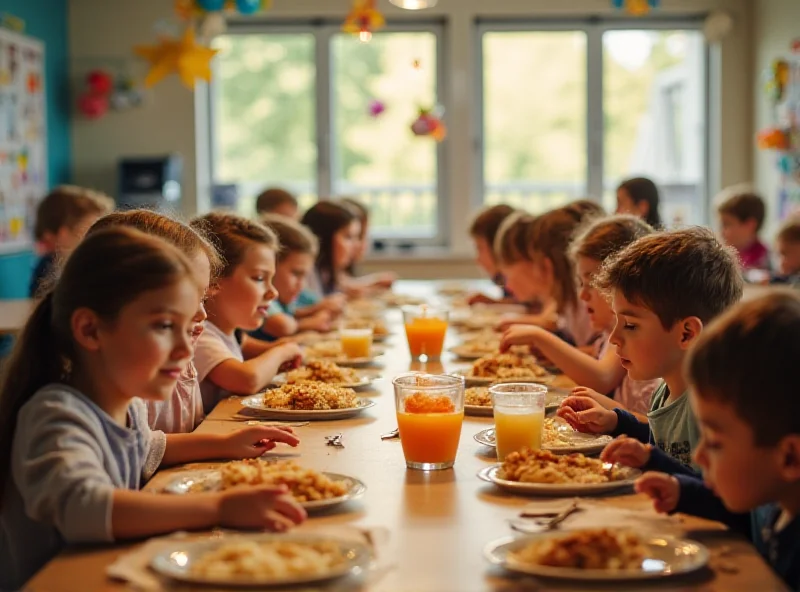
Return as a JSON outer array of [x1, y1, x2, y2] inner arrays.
[[397, 411, 464, 465], [404, 317, 448, 360], [341, 330, 372, 358], [494, 408, 544, 460]]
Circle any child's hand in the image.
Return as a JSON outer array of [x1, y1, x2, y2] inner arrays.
[[218, 485, 307, 532], [307, 310, 333, 332], [467, 292, 497, 306], [223, 425, 300, 458], [601, 435, 652, 468], [274, 343, 303, 372], [321, 293, 347, 314], [374, 272, 397, 288], [635, 472, 680, 514], [500, 325, 544, 351], [570, 386, 621, 411], [495, 315, 524, 332], [557, 396, 619, 434]]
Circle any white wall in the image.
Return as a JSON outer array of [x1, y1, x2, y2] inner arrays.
[[753, 0, 800, 239], [69, 0, 755, 272]]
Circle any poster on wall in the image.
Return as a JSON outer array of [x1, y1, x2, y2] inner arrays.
[[0, 28, 47, 254]]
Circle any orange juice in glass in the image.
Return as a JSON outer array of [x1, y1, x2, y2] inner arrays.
[[393, 373, 465, 470], [402, 306, 449, 362], [340, 320, 373, 359], [491, 383, 547, 461]]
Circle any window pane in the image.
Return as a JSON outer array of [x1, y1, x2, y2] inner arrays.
[[482, 31, 587, 212], [603, 30, 706, 225], [212, 34, 317, 216], [331, 32, 438, 239]]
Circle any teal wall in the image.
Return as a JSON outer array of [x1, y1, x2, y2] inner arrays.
[[0, 0, 71, 298]]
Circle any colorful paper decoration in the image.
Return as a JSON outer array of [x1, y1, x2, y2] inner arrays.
[[611, 0, 659, 16], [410, 107, 446, 142], [77, 69, 144, 120], [135, 27, 219, 89], [368, 99, 386, 118], [343, 0, 385, 43]]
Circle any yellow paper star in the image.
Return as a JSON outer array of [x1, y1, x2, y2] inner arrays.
[[134, 27, 219, 90], [343, 0, 385, 37]]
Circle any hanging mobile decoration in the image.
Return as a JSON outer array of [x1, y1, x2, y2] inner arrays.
[[410, 106, 446, 142], [343, 0, 385, 43], [611, 0, 659, 16]]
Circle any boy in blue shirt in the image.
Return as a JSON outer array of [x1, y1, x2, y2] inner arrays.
[[636, 291, 800, 590], [558, 227, 743, 475]]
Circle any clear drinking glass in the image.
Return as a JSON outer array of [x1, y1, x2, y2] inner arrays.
[[490, 383, 547, 461], [393, 373, 465, 470], [340, 319, 373, 359], [402, 305, 449, 362]]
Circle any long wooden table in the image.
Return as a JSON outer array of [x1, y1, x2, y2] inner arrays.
[[27, 281, 787, 591]]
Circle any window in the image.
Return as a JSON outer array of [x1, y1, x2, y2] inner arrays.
[[479, 22, 708, 226], [210, 25, 444, 243]]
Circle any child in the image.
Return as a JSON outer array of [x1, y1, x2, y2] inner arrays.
[[635, 291, 800, 590], [338, 197, 396, 296], [501, 215, 660, 415], [615, 177, 662, 228], [558, 227, 743, 474], [562, 198, 605, 223], [301, 200, 362, 298], [467, 204, 516, 305], [251, 215, 333, 340], [191, 213, 303, 412], [716, 185, 770, 272], [494, 208, 594, 346], [87, 210, 221, 433], [773, 217, 800, 285], [0, 228, 306, 590], [30, 185, 114, 297], [255, 187, 299, 220]]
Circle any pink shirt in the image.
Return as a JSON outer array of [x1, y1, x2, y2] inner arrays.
[[738, 239, 770, 271], [560, 301, 596, 347], [145, 362, 205, 433], [595, 337, 661, 415]]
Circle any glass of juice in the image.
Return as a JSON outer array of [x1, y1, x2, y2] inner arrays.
[[402, 305, 449, 362], [393, 373, 465, 470], [491, 383, 547, 461], [340, 319, 373, 359]]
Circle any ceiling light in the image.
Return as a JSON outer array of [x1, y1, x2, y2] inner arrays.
[[389, 0, 438, 9]]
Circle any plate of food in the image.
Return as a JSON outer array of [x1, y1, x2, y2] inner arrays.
[[272, 361, 376, 389], [304, 340, 385, 367], [241, 385, 375, 420], [450, 340, 502, 360], [477, 448, 640, 495], [484, 529, 709, 581], [163, 459, 367, 511], [150, 533, 372, 588], [473, 420, 613, 455], [452, 353, 554, 386]]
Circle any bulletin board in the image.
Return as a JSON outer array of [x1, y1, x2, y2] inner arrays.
[[0, 28, 47, 253]]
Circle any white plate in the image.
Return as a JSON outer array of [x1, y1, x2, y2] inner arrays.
[[484, 532, 709, 581], [450, 345, 496, 360], [473, 427, 613, 456], [477, 464, 641, 496], [163, 469, 367, 510], [270, 373, 376, 390], [150, 533, 372, 588], [240, 396, 376, 420], [451, 370, 555, 387]]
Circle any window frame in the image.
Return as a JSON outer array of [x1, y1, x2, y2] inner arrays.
[[475, 17, 710, 224], [206, 20, 449, 246]]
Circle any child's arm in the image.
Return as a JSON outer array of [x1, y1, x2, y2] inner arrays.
[[570, 386, 649, 423], [259, 313, 299, 340], [161, 425, 300, 466], [296, 310, 334, 333], [558, 396, 651, 441], [601, 436, 698, 477], [501, 326, 626, 394], [295, 294, 346, 318], [207, 342, 303, 394], [636, 472, 751, 536]]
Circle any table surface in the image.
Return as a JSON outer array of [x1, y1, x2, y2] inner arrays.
[[0, 298, 31, 334], [27, 281, 787, 592]]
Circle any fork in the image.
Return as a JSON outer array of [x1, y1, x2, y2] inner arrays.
[[381, 428, 400, 440], [510, 500, 581, 533]]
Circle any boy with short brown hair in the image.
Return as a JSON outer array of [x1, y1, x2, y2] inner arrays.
[[467, 204, 515, 305], [716, 185, 770, 271], [774, 218, 800, 282], [255, 187, 299, 220], [636, 291, 800, 590], [30, 185, 114, 297], [558, 227, 743, 475]]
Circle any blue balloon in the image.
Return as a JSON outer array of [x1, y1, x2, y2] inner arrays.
[[197, 0, 225, 11], [236, 0, 261, 14]]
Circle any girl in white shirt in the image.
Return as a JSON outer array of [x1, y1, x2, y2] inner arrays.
[[0, 228, 306, 591], [191, 213, 303, 412]]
